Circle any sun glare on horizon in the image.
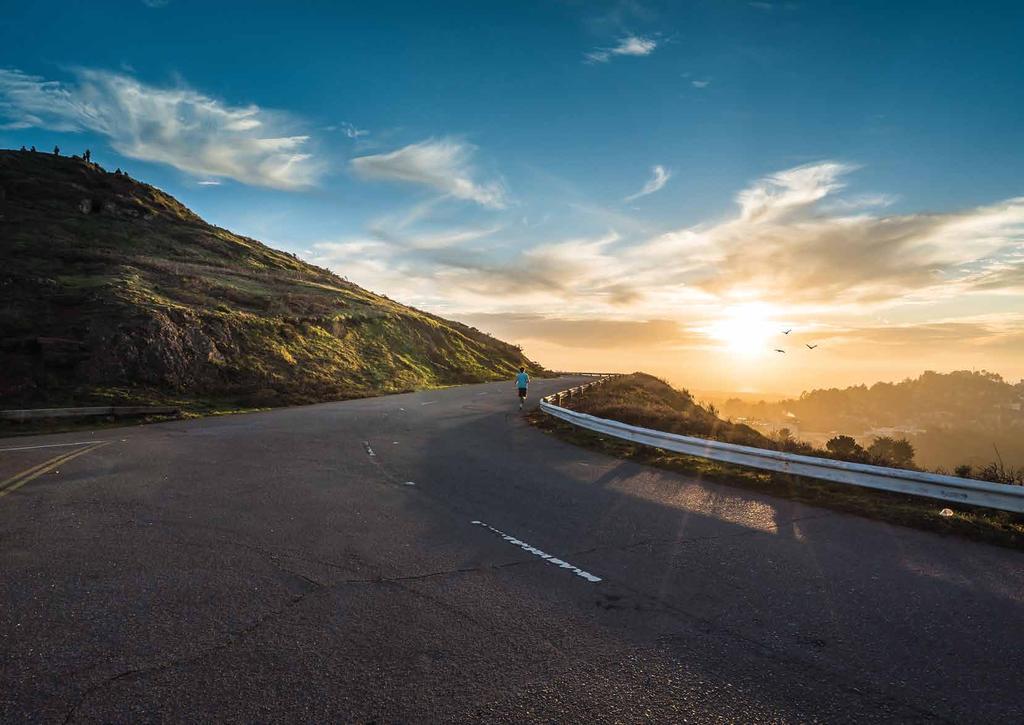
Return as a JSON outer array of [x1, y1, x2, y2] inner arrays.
[[705, 303, 780, 357]]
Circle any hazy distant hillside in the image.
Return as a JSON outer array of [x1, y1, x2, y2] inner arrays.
[[719, 370, 1024, 469], [0, 149, 540, 410]]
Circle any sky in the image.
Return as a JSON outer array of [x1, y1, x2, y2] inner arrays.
[[2, 0, 1023, 395]]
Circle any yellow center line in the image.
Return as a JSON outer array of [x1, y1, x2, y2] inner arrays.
[[0, 441, 110, 499]]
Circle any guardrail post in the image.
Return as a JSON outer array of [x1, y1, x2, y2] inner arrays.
[[544, 372, 618, 410]]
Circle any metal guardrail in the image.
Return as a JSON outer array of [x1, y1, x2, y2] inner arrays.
[[547, 377, 617, 407], [540, 379, 1024, 514], [0, 406, 179, 422]]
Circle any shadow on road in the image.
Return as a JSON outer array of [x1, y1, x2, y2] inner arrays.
[[2, 379, 1022, 722], [385, 391, 1024, 722]]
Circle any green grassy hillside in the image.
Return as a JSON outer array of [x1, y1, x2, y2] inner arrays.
[[566, 373, 772, 447], [0, 149, 541, 410]]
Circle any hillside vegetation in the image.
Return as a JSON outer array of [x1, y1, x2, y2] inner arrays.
[[565, 373, 772, 448], [0, 149, 540, 411], [719, 370, 1024, 470]]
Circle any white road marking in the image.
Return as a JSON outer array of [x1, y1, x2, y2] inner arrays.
[[0, 441, 105, 452], [403, 481, 416, 486], [420, 401, 437, 406], [470, 521, 601, 583]]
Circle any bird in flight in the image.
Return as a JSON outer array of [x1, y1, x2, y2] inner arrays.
[[782, 329, 792, 335], [806, 343, 818, 350], [774, 349, 786, 353]]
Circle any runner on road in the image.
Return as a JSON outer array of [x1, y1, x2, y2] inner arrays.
[[515, 367, 529, 410]]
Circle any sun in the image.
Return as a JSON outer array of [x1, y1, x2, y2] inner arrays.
[[705, 303, 779, 356]]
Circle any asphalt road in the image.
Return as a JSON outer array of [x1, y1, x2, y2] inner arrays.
[[1, 376, 1022, 723]]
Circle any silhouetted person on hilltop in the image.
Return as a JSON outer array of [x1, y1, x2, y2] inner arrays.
[[53, 145, 60, 156], [83, 149, 91, 163], [30, 146, 36, 153], [20, 145, 26, 152], [114, 168, 121, 175]]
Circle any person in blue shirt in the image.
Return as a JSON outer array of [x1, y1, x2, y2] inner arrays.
[[515, 367, 529, 410]]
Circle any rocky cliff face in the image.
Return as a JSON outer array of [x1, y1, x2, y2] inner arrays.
[[0, 150, 539, 409]]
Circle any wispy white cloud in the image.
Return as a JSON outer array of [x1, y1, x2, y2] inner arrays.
[[735, 162, 852, 221], [0, 68, 321, 189], [614, 35, 658, 56], [625, 164, 671, 202], [350, 138, 507, 209], [326, 121, 368, 138], [691, 79, 710, 88], [307, 229, 635, 314], [308, 162, 1024, 331], [196, 180, 221, 186], [344, 123, 368, 138], [825, 315, 1024, 353], [585, 35, 658, 64], [368, 201, 503, 250], [636, 162, 1024, 307], [819, 193, 896, 213]]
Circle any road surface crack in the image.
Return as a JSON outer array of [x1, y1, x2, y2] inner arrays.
[[586, 565, 955, 725], [62, 589, 313, 724], [387, 579, 499, 635], [60, 559, 545, 722], [337, 557, 544, 585]]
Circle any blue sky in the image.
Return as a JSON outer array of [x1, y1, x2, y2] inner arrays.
[[3, 1, 1023, 392]]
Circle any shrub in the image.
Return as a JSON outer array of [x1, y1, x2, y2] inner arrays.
[[825, 435, 870, 463], [975, 461, 1024, 485], [773, 427, 794, 444], [867, 436, 916, 468]]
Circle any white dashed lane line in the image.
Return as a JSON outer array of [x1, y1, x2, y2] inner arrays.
[[420, 401, 437, 406], [470, 520, 602, 583]]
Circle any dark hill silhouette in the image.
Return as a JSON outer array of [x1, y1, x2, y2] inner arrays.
[[0, 149, 540, 410]]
